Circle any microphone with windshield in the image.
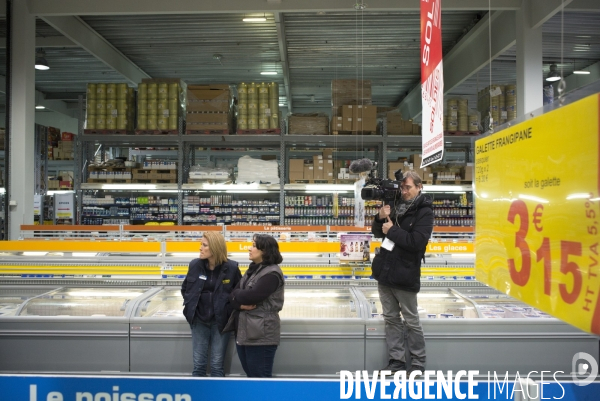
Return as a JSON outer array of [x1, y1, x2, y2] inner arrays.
[[349, 158, 374, 174]]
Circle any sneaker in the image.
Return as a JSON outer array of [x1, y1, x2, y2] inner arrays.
[[382, 359, 406, 373], [407, 366, 425, 377]]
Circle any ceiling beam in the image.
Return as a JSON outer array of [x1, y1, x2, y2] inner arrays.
[[29, 0, 522, 16], [398, 11, 517, 119], [566, 0, 600, 11], [0, 75, 76, 118], [273, 13, 292, 112], [0, 36, 77, 49], [529, 0, 573, 29], [41, 16, 150, 85]]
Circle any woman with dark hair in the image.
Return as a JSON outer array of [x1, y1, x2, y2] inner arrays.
[[223, 234, 285, 377]]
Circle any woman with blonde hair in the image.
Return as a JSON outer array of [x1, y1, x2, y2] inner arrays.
[[181, 231, 241, 376]]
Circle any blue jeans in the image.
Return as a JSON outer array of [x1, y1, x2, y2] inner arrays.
[[236, 343, 278, 377], [191, 317, 230, 377]]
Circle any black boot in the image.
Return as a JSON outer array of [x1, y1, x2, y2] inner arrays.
[[382, 359, 406, 373]]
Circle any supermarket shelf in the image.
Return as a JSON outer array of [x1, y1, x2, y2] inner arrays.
[[182, 183, 281, 191], [284, 135, 383, 146], [80, 135, 180, 146], [386, 135, 475, 147], [81, 183, 179, 190]]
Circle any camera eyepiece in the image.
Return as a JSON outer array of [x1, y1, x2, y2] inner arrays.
[[394, 169, 404, 181]]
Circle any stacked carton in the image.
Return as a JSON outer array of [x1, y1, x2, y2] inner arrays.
[[288, 149, 335, 183], [331, 80, 372, 108], [330, 80, 376, 134], [387, 154, 432, 183], [237, 82, 279, 130], [386, 112, 421, 135], [86, 83, 134, 131], [288, 113, 329, 135], [186, 84, 231, 132], [138, 78, 186, 131]]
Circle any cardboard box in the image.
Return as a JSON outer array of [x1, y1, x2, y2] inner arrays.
[[463, 164, 473, 181], [289, 159, 305, 172], [289, 171, 304, 181], [186, 113, 229, 124], [386, 112, 404, 134], [288, 114, 329, 135], [187, 85, 230, 113], [352, 105, 377, 132], [409, 154, 423, 169], [331, 116, 343, 132], [388, 162, 404, 180], [314, 164, 325, 179], [312, 155, 324, 166], [322, 148, 333, 160], [61, 132, 75, 141], [323, 159, 334, 173], [53, 148, 60, 159], [331, 80, 372, 108], [412, 124, 421, 135], [303, 164, 314, 180]]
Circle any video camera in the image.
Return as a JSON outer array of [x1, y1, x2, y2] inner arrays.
[[349, 158, 403, 202]]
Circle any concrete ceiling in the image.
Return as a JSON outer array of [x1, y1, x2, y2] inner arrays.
[[0, 1, 597, 119]]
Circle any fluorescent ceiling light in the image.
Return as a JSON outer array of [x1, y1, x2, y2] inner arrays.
[[518, 194, 549, 204], [23, 252, 48, 256], [260, 71, 278, 75], [148, 190, 179, 193], [47, 190, 75, 195], [305, 184, 355, 191], [573, 70, 591, 75], [102, 184, 157, 190], [305, 190, 349, 194], [226, 190, 268, 193], [243, 17, 267, 22], [423, 185, 468, 192], [203, 183, 260, 190], [0, 188, 5, 194], [35, 105, 46, 110], [279, 103, 284, 106]]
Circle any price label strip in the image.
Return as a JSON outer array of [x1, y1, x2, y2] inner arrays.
[[475, 93, 600, 335]]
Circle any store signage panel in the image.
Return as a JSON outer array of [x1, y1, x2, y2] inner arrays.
[[475, 93, 600, 335], [2, 374, 600, 401], [420, 0, 444, 167]]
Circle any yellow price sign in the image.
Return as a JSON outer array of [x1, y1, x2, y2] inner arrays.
[[475, 93, 600, 335]]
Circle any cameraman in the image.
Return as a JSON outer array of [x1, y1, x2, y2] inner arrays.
[[370, 170, 434, 375]]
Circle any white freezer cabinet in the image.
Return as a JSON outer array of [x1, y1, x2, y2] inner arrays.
[[0, 286, 156, 373], [128, 286, 366, 376], [354, 285, 598, 374], [0, 286, 59, 317]]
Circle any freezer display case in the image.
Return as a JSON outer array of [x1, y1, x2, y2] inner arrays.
[[0, 286, 58, 317], [357, 284, 599, 374], [0, 286, 154, 372], [274, 286, 365, 376], [129, 285, 366, 376], [129, 287, 194, 373]]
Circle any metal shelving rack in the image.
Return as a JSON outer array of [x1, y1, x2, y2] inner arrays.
[[75, 111, 476, 226]]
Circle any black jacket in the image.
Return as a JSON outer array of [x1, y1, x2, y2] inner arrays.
[[181, 258, 242, 332], [370, 194, 434, 292]]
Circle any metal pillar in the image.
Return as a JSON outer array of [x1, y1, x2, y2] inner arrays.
[[279, 137, 286, 225], [516, 2, 544, 116], [176, 115, 184, 226], [75, 95, 84, 224], [8, 0, 35, 239]]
